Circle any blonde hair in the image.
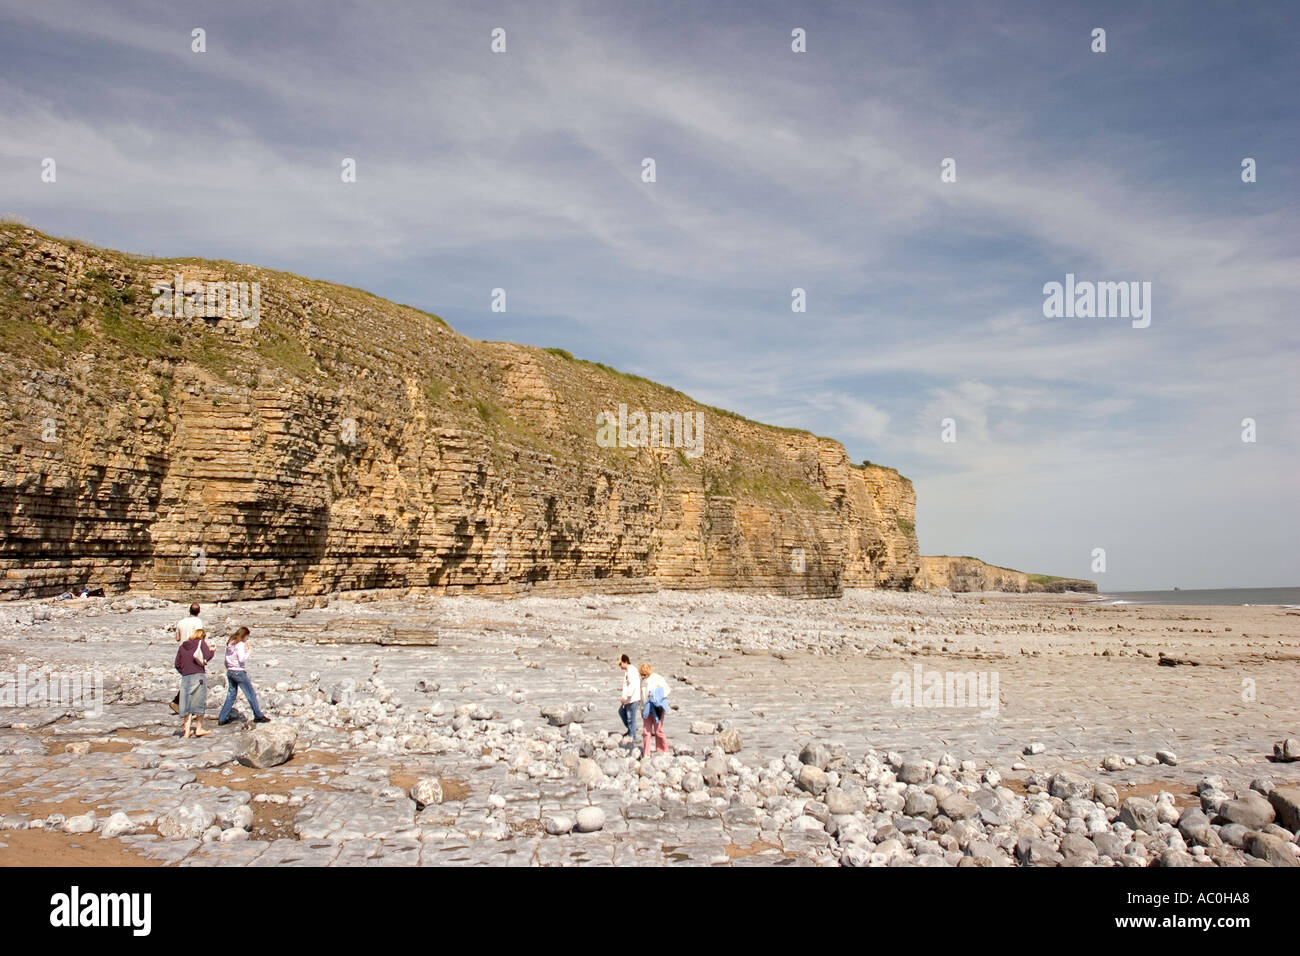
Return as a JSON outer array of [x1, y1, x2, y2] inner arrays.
[[228, 626, 250, 645], [638, 663, 652, 678]]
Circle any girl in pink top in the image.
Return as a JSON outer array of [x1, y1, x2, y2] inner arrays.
[[218, 627, 269, 725]]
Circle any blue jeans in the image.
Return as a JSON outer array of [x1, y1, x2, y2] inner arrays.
[[219, 670, 264, 722], [618, 702, 637, 739]]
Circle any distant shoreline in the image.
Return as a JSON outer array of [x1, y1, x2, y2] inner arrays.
[[1094, 586, 1300, 607]]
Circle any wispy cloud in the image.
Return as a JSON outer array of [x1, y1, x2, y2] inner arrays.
[[0, 0, 1295, 587]]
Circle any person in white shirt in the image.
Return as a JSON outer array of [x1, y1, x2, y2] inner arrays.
[[618, 654, 640, 745], [175, 603, 203, 642], [170, 604, 204, 713], [638, 663, 671, 757]]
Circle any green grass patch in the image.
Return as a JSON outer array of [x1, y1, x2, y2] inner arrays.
[[423, 376, 446, 405], [255, 331, 317, 378], [1026, 573, 1065, 585]]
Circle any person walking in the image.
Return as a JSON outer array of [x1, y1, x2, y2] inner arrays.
[[169, 603, 204, 714], [617, 654, 640, 746], [218, 627, 269, 725], [175, 627, 214, 738], [639, 662, 671, 757]]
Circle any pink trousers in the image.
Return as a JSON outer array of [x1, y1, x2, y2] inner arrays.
[[642, 714, 668, 756]]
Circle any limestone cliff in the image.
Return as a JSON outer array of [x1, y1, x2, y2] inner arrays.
[[920, 556, 1096, 593], [0, 224, 921, 600]]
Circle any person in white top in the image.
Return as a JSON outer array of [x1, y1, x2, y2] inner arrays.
[[175, 603, 203, 642], [170, 604, 204, 713], [638, 663, 671, 757], [618, 654, 640, 745]]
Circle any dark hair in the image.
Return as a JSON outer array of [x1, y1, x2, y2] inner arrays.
[[620, 654, 630, 664], [189, 604, 201, 616]]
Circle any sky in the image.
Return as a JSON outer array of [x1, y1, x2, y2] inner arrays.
[[0, 0, 1296, 590]]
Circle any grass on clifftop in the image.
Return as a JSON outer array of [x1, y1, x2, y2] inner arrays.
[[542, 345, 813, 436]]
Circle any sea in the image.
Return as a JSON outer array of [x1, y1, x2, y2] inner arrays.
[[1096, 587, 1300, 607]]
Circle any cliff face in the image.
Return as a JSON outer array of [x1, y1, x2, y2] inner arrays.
[[920, 556, 1096, 593], [0, 225, 920, 600]]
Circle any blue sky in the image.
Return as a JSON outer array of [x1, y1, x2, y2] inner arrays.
[[1, 0, 1297, 589]]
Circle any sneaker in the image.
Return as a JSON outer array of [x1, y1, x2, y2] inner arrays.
[[253, 716, 271, 723], [217, 718, 230, 726]]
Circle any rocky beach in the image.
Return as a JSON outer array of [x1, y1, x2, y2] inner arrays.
[[2, 588, 1297, 867]]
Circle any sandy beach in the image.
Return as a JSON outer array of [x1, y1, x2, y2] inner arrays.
[[2, 589, 1298, 867]]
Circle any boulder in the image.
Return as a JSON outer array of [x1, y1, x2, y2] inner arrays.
[[1093, 782, 1119, 809], [1060, 833, 1099, 866], [798, 741, 832, 770], [1091, 832, 1125, 859], [1049, 770, 1094, 801], [1267, 787, 1300, 833], [1244, 831, 1298, 867], [824, 788, 865, 816], [410, 778, 444, 808], [1119, 797, 1158, 834], [1217, 794, 1275, 831], [702, 753, 729, 787], [898, 760, 932, 785], [217, 804, 254, 831], [62, 812, 97, 834], [1015, 836, 1064, 866], [797, 764, 828, 796], [1218, 823, 1249, 848], [939, 793, 979, 821], [237, 723, 296, 768], [1176, 808, 1219, 847], [1273, 738, 1300, 762], [1197, 775, 1229, 794], [714, 729, 742, 754], [1199, 787, 1231, 816], [575, 807, 606, 832], [971, 788, 1017, 827], [158, 803, 214, 839], [575, 758, 603, 787], [904, 790, 938, 818], [540, 704, 576, 727], [544, 815, 575, 835]]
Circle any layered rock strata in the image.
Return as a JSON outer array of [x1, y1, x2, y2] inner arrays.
[[0, 224, 920, 600], [921, 556, 1096, 593]]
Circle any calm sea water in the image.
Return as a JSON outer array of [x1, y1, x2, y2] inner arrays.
[[1098, 587, 1300, 607]]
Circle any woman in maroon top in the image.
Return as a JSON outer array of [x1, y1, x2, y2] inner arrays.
[[174, 628, 215, 738]]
